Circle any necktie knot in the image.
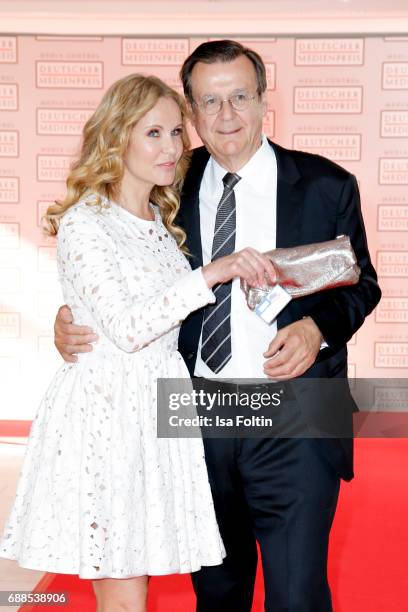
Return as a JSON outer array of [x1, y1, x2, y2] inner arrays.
[[222, 172, 241, 191]]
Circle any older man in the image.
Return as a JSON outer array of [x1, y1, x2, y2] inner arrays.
[[55, 40, 381, 612]]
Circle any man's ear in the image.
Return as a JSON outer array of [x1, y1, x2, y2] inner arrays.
[[260, 93, 268, 117], [186, 101, 196, 126]]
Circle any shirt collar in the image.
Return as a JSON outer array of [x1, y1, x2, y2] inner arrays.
[[207, 135, 275, 196]]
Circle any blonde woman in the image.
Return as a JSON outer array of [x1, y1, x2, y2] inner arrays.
[[0, 74, 274, 612]]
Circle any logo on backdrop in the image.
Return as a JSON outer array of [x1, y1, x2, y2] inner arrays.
[[292, 133, 361, 161], [293, 87, 363, 114], [380, 110, 408, 138], [121, 39, 188, 65], [0, 177, 19, 202], [379, 158, 408, 185], [382, 62, 408, 90], [377, 251, 408, 277], [36, 61, 104, 88], [0, 84, 18, 110], [377, 204, 408, 231], [375, 342, 408, 368], [295, 38, 364, 66], [376, 297, 408, 323], [0, 130, 19, 157], [0, 36, 17, 63], [36, 108, 94, 136], [264, 111, 275, 138], [265, 63, 276, 89], [37, 155, 72, 182]]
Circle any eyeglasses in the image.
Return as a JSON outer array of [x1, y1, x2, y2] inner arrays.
[[193, 92, 258, 115]]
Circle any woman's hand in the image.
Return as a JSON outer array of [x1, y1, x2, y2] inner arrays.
[[202, 247, 276, 289]]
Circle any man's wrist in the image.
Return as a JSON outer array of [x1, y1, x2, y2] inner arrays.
[[302, 315, 327, 348]]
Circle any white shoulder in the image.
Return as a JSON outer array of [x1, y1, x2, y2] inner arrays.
[[58, 197, 111, 236]]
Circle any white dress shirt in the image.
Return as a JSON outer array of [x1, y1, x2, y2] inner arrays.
[[194, 135, 278, 379]]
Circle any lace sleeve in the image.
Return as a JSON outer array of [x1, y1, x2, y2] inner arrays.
[[58, 209, 215, 352]]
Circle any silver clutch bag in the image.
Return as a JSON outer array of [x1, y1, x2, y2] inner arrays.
[[241, 235, 361, 310]]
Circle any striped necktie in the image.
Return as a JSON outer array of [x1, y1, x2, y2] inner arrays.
[[201, 172, 241, 373]]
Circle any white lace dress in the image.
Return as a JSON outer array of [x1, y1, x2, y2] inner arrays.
[[0, 197, 225, 579]]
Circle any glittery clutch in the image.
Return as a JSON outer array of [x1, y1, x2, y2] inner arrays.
[[241, 235, 361, 310]]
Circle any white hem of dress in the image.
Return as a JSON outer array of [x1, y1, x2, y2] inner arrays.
[[0, 553, 226, 580]]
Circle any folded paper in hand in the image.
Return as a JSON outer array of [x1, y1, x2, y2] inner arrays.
[[241, 235, 361, 312]]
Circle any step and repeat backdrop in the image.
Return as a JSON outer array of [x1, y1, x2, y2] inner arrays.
[[0, 35, 407, 419]]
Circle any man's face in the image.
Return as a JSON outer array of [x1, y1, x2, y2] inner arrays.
[[189, 55, 267, 172]]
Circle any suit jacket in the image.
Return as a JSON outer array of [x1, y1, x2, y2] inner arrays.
[[176, 140, 381, 480]]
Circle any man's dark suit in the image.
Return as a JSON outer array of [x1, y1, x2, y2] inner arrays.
[[176, 140, 381, 611]]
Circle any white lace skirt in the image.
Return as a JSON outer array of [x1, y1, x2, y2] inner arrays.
[[0, 349, 225, 578]]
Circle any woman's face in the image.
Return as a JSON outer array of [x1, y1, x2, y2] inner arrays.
[[123, 96, 184, 191]]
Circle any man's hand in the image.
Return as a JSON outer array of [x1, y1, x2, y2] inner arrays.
[[54, 305, 98, 363], [263, 317, 323, 380]]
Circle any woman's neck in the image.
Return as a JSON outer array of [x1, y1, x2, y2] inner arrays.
[[118, 176, 154, 220]]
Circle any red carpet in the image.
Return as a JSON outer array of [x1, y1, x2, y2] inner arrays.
[[18, 439, 408, 611]]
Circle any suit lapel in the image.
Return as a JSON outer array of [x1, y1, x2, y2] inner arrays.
[[181, 141, 304, 265], [270, 140, 303, 249], [180, 147, 210, 269], [269, 141, 305, 328]]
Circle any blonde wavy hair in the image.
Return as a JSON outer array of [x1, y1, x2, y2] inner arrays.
[[44, 73, 191, 252]]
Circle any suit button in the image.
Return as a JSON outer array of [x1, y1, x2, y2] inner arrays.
[[187, 352, 194, 360]]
